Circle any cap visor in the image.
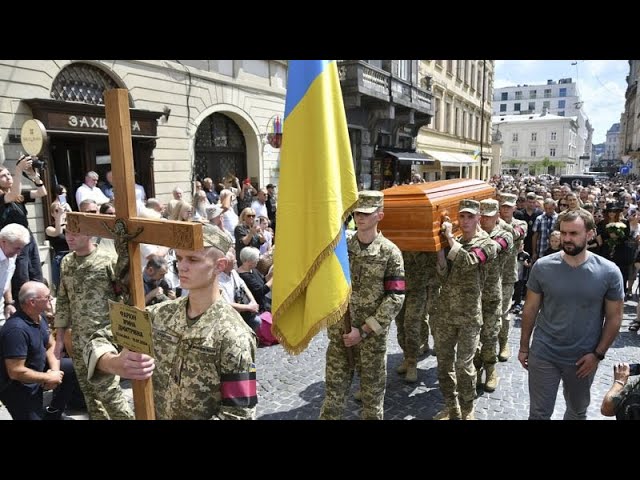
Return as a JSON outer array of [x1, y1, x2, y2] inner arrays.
[[354, 207, 378, 214]]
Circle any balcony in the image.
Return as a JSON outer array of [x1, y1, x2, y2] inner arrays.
[[337, 60, 433, 133]]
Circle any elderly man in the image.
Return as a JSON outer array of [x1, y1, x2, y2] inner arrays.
[[75, 171, 110, 208], [0, 224, 31, 326], [0, 281, 78, 420]]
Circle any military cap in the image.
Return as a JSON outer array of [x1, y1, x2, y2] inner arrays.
[[459, 199, 480, 215], [354, 190, 384, 214], [499, 192, 517, 207], [202, 223, 232, 253], [480, 199, 499, 216]]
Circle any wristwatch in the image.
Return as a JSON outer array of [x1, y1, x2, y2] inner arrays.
[[593, 350, 605, 361], [358, 326, 369, 340]]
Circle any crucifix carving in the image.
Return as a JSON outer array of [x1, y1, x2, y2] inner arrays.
[[65, 89, 204, 420]]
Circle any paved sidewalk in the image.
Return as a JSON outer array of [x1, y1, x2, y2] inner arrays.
[[3, 298, 639, 421]]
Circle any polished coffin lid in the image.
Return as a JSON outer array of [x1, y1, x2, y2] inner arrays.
[[378, 179, 496, 252]]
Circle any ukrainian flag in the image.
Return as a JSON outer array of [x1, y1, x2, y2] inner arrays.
[[271, 60, 358, 354]]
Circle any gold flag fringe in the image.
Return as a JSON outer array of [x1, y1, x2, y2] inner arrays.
[[272, 288, 350, 355], [272, 199, 357, 354]]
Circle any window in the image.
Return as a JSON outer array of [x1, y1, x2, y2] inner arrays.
[[515, 91, 523, 100], [550, 148, 556, 157], [462, 111, 467, 138], [366, 60, 382, 69], [445, 102, 452, 134], [396, 60, 410, 81], [435, 60, 443, 68], [470, 63, 475, 90], [500, 104, 507, 112], [544, 89, 552, 98], [514, 103, 521, 111], [475, 114, 480, 140], [558, 100, 566, 109], [512, 148, 518, 157], [501, 92, 508, 101], [530, 90, 537, 99], [512, 133, 519, 142], [446, 60, 453, 75], [531, 149, 537, 157], [434, 97, 441, 131], [457, 60, 464, 80], [455, 107, 460, 136], [543, 100, 550, 109], [559, 88, 567, 97], [550, 131, 557, 140], [528, 102, 535, 111], [531, 132, 537, 141]]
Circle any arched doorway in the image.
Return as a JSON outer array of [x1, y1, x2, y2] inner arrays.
[[194, 113, 247, 184]]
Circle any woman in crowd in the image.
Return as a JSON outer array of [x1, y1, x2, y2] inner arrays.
[[0, 155, 47, 300]]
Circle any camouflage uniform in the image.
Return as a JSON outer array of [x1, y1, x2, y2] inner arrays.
[[475, 200, 514, 374], [431, 199, 497, 419], [85, 297, 257, 420], [422, 252, 441, 352], [55, 247, 134, 420], [395, 250, 429, 380], [320, 191, 405, 420], [497, 193, 528, 354]]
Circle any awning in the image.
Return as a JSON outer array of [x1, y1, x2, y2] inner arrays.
[[378, 150, 434, 164], [421, 149, 477, 167]]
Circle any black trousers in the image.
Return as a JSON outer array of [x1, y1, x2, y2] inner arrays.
[[11, 232, 43, 301]]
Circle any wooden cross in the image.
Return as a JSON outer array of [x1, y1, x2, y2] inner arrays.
[[65, 89, 204, 420]]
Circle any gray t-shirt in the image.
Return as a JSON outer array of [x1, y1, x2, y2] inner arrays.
[[527, 251, 624, 364]]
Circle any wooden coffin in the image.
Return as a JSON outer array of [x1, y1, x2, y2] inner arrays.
[[378, 179, 496, 252]]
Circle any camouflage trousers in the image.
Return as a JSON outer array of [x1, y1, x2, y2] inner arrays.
[[432, 320, 481, 409], [475, 291, 502, 367], [396, 252, 429, 359], [72, 333, 134, 420], [422, 285, 440, 349], [320, 322, 388, 420], [498, 283, 516, 344]]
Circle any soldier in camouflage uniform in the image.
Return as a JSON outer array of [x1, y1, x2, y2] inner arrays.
[[53, 230, 134, 420], [475, 199, 513, 393], [83, 224, 257, 420], [497, 193, 528, 361], [395, 251, 429, 382], [431, 199, 497, 420], [319, 191, 405, 420], [419, 253, 440, 356]]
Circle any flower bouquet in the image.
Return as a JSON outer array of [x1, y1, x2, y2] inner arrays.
[[605, 221, 627, 258]]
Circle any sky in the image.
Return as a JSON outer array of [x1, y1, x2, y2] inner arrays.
[[494, 60, 629, 145]]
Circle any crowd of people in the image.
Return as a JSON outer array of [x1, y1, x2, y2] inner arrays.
[[1, 160, 639, 420]]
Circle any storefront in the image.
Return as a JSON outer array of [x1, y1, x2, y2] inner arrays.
[[24, 98, 161, 214], [371, 150, 434, 189]]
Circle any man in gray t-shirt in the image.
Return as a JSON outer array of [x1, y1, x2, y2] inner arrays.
[[520, 209, 624, 420]]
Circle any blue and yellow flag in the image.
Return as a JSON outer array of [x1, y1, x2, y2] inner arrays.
[[272, 60, 358, 354]]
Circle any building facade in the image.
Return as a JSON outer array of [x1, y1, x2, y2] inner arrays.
[[337, 60, 434, 189], [620, 60, 640, 174], [604, 123, 621, 161], [415, 60, 494, 181], [493, 78, 592, 172], [0, 60, 287, 245], [492, 112, 579, 175]]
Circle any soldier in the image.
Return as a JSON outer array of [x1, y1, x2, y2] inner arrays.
[[319, 191, 405, 420], [395, 251, 429, 383], [497, 193, 528, 361], [475, 199, 513, 392], [83, 224, 258, 420], [420, 253, 441, 357], [432, 199, 497, 420], [53, 228, 134, 420]]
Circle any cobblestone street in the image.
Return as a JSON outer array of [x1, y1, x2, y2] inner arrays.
[[2, 300, 639, 421]]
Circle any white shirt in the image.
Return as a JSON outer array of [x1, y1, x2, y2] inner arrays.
[[251, 200, 268, 220], [135, 184, 147, 202], [218, 269, 247, 304], [0, 247, 17, 320], [76, 183, 110, 207]]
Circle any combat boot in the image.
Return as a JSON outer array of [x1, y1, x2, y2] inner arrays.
[[498, 340, 510, 362], [460, 401, 475, 420], [484, 364, 499, 393], [396, 358, 409, 375], [404, 358, 418, 383], [433, 404, 461, 420]]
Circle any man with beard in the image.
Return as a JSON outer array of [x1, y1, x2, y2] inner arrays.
[[519, 209, 624, 420]]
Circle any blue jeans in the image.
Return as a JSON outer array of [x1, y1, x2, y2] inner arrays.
[[52, 251, 70, 294]]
